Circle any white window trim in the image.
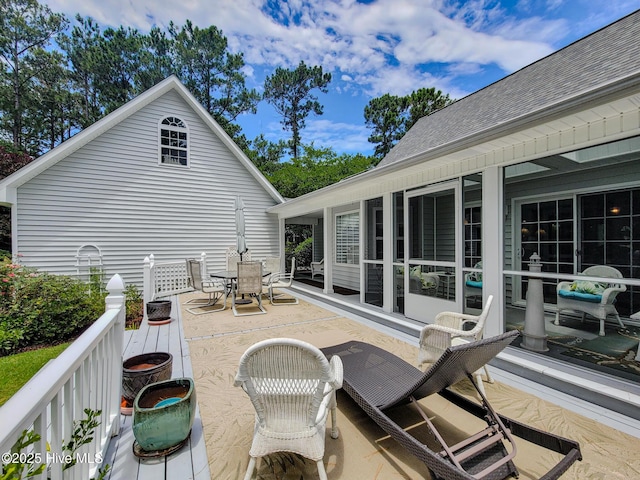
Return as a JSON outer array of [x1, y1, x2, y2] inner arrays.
[[158, 116, 190, 167]]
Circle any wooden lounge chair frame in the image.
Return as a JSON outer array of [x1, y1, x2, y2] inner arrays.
[[322, 331, 582, 480]]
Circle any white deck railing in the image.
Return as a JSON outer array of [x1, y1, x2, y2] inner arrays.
[[142, 253, 204, 320], [0, 274, 126, 480]]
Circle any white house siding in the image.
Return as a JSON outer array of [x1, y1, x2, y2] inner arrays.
[[14, 90, 279, 286]]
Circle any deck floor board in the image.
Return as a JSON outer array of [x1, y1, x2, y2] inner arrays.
[[103, 296, 210, 480]]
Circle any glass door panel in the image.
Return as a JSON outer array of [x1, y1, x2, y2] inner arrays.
[[364, 197, 383, 307], [406, 183, 460, 322]]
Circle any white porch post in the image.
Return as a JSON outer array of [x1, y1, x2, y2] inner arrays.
[[482, 166, 504, 336], [382, 192, 393, 313], [323, 206, 334, 294], [279, 217, 286, 273]]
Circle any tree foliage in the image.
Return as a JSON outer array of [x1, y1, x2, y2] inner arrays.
[[365, 87, 453, 159], [263, 61, 331, 159], [267, 144, 375, 198], [0, 0, 68, 150], [0, 2, 260, 156], [169, 20, 260, 131]]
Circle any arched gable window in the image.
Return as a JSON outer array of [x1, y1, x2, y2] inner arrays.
[[159, 116, 189, 166]]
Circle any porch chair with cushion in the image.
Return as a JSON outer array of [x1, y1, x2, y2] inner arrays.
[[408, 266, 440, 295], [311, 258, 324, 279], [266, 257, 298, 305], [555, 265, 626, 336], [184, 258, 226, 314], [417, 295, 494, 396], [321, 331, 581, 480], [232, 261, 266, 316], [234, 338, 343, 480], [464, 261, 483, 301]]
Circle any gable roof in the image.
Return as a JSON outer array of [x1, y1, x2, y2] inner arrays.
[[0, 75, 284, 205], [378, 9, 640, 168]]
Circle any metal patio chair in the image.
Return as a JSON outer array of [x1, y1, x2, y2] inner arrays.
[[184, 258, 226, 314], [232, 261, 266, 316], [266, 257, 298, 305]]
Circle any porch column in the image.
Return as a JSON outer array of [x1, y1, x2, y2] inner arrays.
[[482, 166, 504, 337], [382, 192, 393, 313], [278, 216, 286, 273], [323, 206, 334, 294]]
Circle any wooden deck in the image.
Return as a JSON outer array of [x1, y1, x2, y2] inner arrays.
[[103, 296, 211, 480]]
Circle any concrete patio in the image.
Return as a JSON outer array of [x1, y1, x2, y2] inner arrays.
[[178, 288, 640, 479]]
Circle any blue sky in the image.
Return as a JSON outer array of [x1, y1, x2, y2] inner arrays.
[[46, 0, 639, 157]]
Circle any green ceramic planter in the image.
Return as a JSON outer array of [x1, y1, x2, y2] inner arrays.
[[132, 377, 196, 453]]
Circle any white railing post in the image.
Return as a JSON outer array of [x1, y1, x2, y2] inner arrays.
[[105, 274, 126, 437], [142, 254, 154, 321]]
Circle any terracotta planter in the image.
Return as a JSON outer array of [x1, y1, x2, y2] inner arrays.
[[132, 377, 196, 456], [122, 352, 173, 405], [146, 300, 172, 324]]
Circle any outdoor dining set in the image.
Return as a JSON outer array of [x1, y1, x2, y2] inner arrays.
[[184, 247, 298, 317]]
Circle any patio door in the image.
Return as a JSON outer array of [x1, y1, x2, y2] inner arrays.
[[405, 181, 461, 322]]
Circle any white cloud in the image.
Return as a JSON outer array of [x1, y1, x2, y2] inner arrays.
[[48, 0, 559, 89], [44, 0, 636, 155], [302, 119, 372, 154]]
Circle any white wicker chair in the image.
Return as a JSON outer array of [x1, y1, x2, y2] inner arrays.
[[234, 338, 343, 480], [232, 261, 266, 316], [183, 258, 226, 314], [266, 257, 298, 305], [554, 265, 626, 336], [311, 258, 324, 279], [417, 295, 494, 396]]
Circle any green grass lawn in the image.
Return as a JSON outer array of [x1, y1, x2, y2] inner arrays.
[[0, 343, 71, 406]]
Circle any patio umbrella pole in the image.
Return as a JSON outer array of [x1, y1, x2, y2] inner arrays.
[[235, 196, 251, 304]]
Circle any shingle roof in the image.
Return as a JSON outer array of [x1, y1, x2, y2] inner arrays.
[[378, 9, 640, 168]]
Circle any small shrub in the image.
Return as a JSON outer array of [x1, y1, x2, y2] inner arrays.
[[124, 284, 143, 329], [0, 259, 105, 356], [291, 237, 313, 268]]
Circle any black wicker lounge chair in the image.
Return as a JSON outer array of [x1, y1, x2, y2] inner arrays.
[[322, 331, 582, 480]]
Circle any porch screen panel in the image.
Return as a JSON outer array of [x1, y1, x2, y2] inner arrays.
[[435, 192, 455, 262], [364, 197, 383, 307]]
